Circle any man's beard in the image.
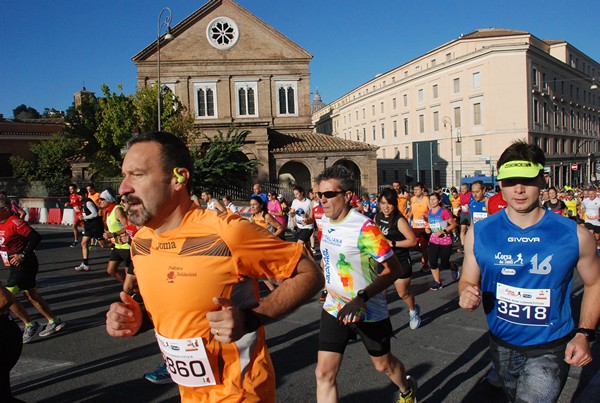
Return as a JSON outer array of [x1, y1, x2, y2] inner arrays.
[[125, 196, 152, 226]]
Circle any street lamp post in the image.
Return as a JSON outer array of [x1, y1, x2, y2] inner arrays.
[[456, 129, 462, 182], [157, 7, 174, 131], [443, 116, 454, 186]]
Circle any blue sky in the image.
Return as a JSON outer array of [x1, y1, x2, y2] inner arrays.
[[2, 0, 599, 118]]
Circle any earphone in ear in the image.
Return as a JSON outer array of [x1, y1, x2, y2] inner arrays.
[[173, 167, 186, 183]]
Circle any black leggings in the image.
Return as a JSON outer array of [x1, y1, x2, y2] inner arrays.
[[427, 243, 452, 270], [0, 315, 23, 401]]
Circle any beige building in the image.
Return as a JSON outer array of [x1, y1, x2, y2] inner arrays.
[[132, 0, 378, 192], [313, 28, 600, 188]]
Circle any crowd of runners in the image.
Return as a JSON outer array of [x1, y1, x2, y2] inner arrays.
[[1, 133, 599, 402]]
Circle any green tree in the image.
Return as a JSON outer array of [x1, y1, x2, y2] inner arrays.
[[13, 104, 41, 120], [191, 126, 259, 191], [10, 134, 79, 196]]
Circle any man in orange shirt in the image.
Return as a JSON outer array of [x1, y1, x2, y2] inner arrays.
[[392, 180, 409, 219], [106, 132, 323, 402], [409, 182, 430, 271]]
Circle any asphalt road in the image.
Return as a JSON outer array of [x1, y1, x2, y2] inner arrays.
[[6, 225, 598, 402]]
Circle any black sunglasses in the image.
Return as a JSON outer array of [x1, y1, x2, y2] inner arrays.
[[317, 190, 346, 199]]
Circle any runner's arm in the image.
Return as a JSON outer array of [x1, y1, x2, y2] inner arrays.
[[265, 213, 284, 238], [395, 217, 417, 249], [565, 225, 600, 366], [207, 248, 324, 342], [458, 227, 482, 311]]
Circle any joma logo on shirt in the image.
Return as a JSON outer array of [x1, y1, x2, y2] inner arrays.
[[156, 242, 176, 250], [507, 237, 540, 243]]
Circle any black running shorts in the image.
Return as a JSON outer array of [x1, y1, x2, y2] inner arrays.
[[109, 248, 132, 268], [318, 309, 392, 357], [6, 255, 39, 292]]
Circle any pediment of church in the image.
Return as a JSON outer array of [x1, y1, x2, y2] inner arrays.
[[133, 0, 312, 65]]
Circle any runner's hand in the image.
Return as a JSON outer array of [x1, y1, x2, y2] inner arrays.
[[565, 333, 593, 366], [459, 285, 481, 311], [206, 297, 246, 343], [106, 291, 142, 337], [337, 297, 365, 325]]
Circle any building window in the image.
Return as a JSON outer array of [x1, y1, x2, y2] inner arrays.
[[433, 111, 439, 131], [381, 123, 385, 139], [380, 102, 384, 113], [554, 106, 559, 127], [454, 106, 461, 128], [472, 72, 481, 89], [356, 111, 359, 121], [456, 140, 462, 156], [532, 68, 538, 87], [453, 78, 460, 93], [194, 81, 218, 118], [392, 98, 397, 110], [403, 94, 408, 107], [475, 139, 482, 155], [542, 72, 547, 90], [235, 81, 258, 117], [405, 146, 409, 158], [473, 103, 481, 126], [543, 102, 549, 125], [363, 128, 366, 142], [372, 105, 375, 115], [276, 81, 298, 116], [432, 84, 438, 99], [419, 114, 425, 133], [404, 118, 409, 135], [533, 99, 539, 123], [418, 89, 424, 103], [206, 17, 239, 50], [393, 120, 398, 137], [362, 108, 366, 119], [372, 126, 376, 140]]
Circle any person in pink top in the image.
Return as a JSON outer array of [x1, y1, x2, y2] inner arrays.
[[458, 183, 472, 253], [426, 192, 458, 290], [267, 192, 286, 237]]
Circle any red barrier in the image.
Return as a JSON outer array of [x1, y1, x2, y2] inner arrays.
[[27, 208, 39, 224], [47, 208, 63, 224]]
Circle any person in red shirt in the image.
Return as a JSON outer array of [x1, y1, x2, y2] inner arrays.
[[0, 196, 65, 343], [64, 184, 84, 247], [486, 191, 508, 215]]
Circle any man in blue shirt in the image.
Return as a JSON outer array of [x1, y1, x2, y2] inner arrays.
[[459, 141, 600, 402]]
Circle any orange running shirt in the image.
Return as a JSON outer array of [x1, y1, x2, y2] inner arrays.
[[131, 206, 303, 402], [410, 195, 430, 229], [397, 193, 409, 218]]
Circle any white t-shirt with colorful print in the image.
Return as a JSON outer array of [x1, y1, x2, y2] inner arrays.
[[320, 209, 394, 322]]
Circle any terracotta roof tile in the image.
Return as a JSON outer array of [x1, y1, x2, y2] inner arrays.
[[0, 120, 64, 137], [269, 131, 377, 153], [461, 28, 529, 39]]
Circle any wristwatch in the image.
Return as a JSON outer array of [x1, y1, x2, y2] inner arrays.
[[391, 240, 396, 248], [357, 289, 370, 303], [574, 328, 596, 342]]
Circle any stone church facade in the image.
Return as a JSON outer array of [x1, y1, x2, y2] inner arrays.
[[132, 0, 378, 192]]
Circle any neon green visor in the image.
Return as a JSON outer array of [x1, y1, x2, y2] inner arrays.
[[497, 160, 544, 180]]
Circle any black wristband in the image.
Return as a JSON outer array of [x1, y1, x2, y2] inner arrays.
[[242, 309, 261, 333]]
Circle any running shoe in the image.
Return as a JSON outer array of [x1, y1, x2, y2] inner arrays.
[[88, 244, 98, 250], [429, 282, 443, 291], [39, 318, 66, 337], [451, 268, 460, 282], [481, 364, 502, 388], [319, 290, 327, 303], [23, 321, 42, 344], [75, 263, 90, 272], [69, 240, 79, 248], [397, 375, 418, 403], [409, 304, 421, 330], [144, 364, 173, 385]]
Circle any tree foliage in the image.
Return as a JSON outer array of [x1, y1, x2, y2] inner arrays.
[[190, 126, 259, 191], [10, 134, 79, 196], [13, 104, 41, 120]]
